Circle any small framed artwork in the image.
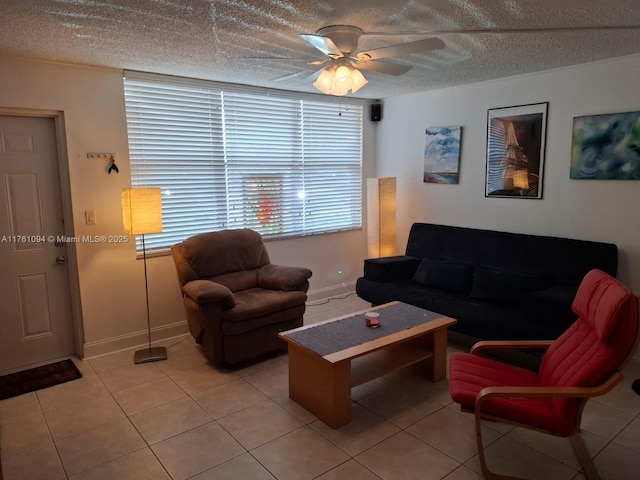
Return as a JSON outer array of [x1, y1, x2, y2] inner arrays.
[[424, 126, 462, 184], [570, 110, 640, 179], [485, 102, 548, 198]]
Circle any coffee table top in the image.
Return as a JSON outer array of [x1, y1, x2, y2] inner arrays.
[[279, 301, 456, 360]]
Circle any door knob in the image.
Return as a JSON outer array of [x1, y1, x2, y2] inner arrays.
[[56, 256, 66, 265]]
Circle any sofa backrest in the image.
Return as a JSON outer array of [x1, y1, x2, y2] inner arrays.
[[405, 223, 617, 287]]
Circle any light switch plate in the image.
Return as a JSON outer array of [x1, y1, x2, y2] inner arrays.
[[85, 210, 96, 225]]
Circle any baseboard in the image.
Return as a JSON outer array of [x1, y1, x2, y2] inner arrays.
[[307, 281, 356, 303], [83, 320, 189, 359]]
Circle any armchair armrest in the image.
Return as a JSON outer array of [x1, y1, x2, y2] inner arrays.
[[258, 264, 312, 291], [470, 340, 555, 354], [476, 371, 623, 409], [182, 280, 235, 307]]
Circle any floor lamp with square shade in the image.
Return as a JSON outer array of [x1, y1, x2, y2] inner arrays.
[[121, 187, 167, 364], [367, 177, 396, 258]]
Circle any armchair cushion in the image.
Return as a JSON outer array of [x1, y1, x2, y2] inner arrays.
[[182, 280, 235, 307], [572, 271, 634, 341], [179, 229, 270, 279], [258, 264, 312, 291], [208, 270, 259, 292], [222, 288, 307, 322], [450, 351, 562, 434]]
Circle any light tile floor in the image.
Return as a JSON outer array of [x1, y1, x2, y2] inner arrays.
[[1, 293, 639, 479]]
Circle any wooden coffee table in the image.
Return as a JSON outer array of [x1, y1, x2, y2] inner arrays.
[[278, 301, 456, 428]]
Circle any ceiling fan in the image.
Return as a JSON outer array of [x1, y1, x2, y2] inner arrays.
[[271, 25, 446, 96], [259, 23, 640, 96]]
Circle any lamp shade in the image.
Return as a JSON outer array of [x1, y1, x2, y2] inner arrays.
[[312, 64, 368, 96], [313, 68, 335, 95], [350, 68, 368, 93], [122, 187, 163, 235], [367, 177, 396, 258]]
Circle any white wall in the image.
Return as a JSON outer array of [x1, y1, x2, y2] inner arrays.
[[0, 56, 374, 357], [376, 54, 640, 292], [376, 55, 640, 293]]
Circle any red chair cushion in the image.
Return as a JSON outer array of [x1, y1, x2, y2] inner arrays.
[[572, 269, 635, 342], [449, 352, 570, 434]]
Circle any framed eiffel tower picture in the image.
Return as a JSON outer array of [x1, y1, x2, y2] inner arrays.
[[485, 102, 548, 199]]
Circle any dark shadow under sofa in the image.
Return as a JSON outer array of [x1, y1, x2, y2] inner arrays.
[[356, 223, 618, 349]]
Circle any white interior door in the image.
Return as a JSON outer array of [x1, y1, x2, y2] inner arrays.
[[0, 115, 75, 373]]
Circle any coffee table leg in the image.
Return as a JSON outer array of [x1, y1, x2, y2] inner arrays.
[[430, 327, 448, 381], [287, 344, 352, 428]]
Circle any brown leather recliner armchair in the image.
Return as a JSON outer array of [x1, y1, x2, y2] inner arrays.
[[171, 228, 312, 365]]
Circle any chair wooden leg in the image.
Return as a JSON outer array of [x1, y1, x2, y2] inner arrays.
[[569, 433, 601, 480], [475, 411, 527, 480]]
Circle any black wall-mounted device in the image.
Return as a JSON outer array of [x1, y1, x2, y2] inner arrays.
[[370, 103, 382, 122]]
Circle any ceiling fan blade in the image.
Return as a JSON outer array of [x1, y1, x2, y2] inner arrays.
[[272, 70, 311, 82], [242, 56, 312, 60], [356, 60, 413, 76], [303, 67, 326, 82], [300, 34, 343, 57], [359, 37, 445, 61], [309, 58, 330, 66]]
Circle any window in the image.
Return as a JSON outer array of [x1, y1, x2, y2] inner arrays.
[[123, 71, 363, 252]]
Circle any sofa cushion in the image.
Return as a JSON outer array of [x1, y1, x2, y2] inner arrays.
[[412, 258, 474, 295], [470, 265, 552, 302], [525, 286, 578, 328]]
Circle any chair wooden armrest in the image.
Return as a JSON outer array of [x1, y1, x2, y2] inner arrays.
[[475, 371, 623, 409], [470, 339, 555, 354]]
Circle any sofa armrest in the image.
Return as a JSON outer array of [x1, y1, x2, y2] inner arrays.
[[182, 280, 235, 307], [363, 256, 421, 282], [258, 264, 312, 291]]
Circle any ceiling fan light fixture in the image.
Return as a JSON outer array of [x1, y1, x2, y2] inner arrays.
[[334, 65, 353, 87], [313, 67, 335, 94], [313, 64, 368, 96], [350, 67, 368, 93]]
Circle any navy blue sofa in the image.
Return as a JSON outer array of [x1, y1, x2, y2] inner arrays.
[[356, 223, 618, 343]]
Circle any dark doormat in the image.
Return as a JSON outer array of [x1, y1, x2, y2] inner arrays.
[[0, 359, 83, 401]]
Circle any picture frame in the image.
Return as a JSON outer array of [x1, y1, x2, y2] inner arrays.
[[485, 102, 548, 198], [570, 110, 640, 180], [424, 126, 462, 184]]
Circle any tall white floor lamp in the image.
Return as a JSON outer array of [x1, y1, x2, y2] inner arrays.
[[122, 187, 167, 364]]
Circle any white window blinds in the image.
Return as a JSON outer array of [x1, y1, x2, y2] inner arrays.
[[123, 71, 363, 252]]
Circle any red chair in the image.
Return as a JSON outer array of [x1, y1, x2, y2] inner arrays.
[[449, 269, 639, 480]]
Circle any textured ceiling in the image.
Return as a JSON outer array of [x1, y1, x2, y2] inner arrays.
[[1, 0, 639, 99]]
